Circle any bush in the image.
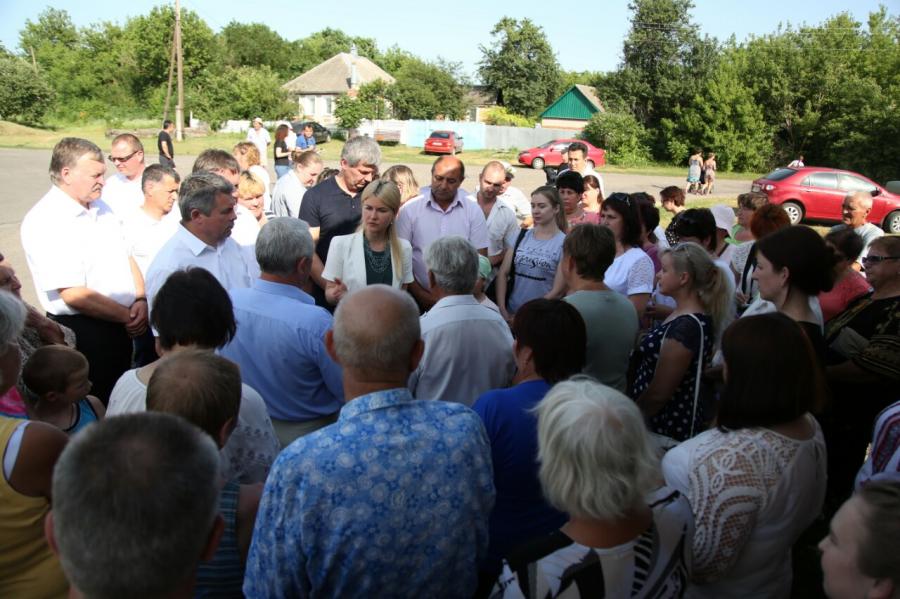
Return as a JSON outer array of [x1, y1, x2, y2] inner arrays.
[[190, 65, 294, 130], [482, 106, 535, 127], [582, 111, 652, 166], [0, 57, 55, 124]]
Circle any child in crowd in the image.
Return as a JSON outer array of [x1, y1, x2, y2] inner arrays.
[[21, 345, 105, 436]]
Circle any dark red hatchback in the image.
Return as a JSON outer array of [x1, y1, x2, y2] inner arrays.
[[751, 166, 900, 233]]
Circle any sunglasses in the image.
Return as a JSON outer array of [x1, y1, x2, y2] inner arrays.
[[862, 255, 899, 265], [108, 150, 140, 164]]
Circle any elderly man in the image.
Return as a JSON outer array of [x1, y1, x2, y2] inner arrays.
[[220, 218, 343, 447], [144, 171, 253, 310], [408, 236, 514, 405], [244, 285, 494, 598], [561, 224, 639, 392], [21, 137, 147, 403], [831, 191, 885, 270], [300, 135, 381, 306], [396, 156, 490, 310], [101, 133, 147, 217], [46, 412, 223, 599], [476, 162, 518, 278]]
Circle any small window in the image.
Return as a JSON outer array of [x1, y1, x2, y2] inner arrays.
[[429, 132, 450, 139], [839, 174, 877, 193], [325, 97, 334, 115], [806, 172, 839, 189]]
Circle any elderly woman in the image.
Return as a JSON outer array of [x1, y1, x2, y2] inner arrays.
[[107, 268, 280, 484], [322, 180, 413, 305], [820, 228, 871, 322], [663, 313, 827, 598], [271, 149, 324, 218], [824, 235, 900, 504], [819, 481, 900, 599], [0, 290, 70, 597], [490, 377, 693, 598], [382, 164, 420, 204], [474, 299, 586, 585]]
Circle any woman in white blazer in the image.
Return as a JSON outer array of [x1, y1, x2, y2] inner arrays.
[[323, 179, 413, 304]]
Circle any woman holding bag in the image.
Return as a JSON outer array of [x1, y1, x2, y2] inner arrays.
[[630, 242, 732, 444]]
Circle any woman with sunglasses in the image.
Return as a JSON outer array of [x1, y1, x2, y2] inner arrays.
[[824, 235, 900, 505], [600, 193, 655, 320]]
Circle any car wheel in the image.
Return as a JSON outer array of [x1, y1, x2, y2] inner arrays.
[[586, 160, 595, 170], [782, 201, 804, 225], [883, 210, 900, 234], [532, 157, 545, 170]]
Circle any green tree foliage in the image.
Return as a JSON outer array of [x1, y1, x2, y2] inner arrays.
[[288, 29, 379, 75], [557, 70, 604, 97], [482, 107, 535, 127], [582, 111, 652, 166], [333, 95, 368, 129], [191, 66, 294, 130], [387, 58, 467, 120], [0, 56, 55, 123], [479, 18, 561, 117], [220, 22, 293, 79], [333, 81, 392, 129]]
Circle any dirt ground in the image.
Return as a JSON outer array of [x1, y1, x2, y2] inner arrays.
[[0, 147, 753, 307]]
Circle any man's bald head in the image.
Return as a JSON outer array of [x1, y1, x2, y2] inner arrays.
[[331, 285, 421, 377]]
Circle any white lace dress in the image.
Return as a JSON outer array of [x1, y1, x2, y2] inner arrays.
[[661, 415, 827, 598]]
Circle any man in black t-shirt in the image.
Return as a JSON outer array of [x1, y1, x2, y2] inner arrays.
[[299, 135, 381, 307], [157, 120, 175, 168]]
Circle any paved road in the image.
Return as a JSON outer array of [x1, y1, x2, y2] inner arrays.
[[0, 147, 752, 307]]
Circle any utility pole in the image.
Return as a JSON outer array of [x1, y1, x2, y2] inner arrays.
[[175, 0, 185, 141], [162, 27, 176, 122]]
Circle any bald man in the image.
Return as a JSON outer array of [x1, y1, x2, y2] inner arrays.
[[244, 285, 495, 598], [396, 156, 489, 310], [830, 191, 885, 270], [476, 161, 518, 275]]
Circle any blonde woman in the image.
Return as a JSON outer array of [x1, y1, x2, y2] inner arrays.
[[322, 180, 413, 304], [382, 164, 420, 204], [271, 150, 324, 218], [232, 141, 271, 209], [630, 242, 733, 444]]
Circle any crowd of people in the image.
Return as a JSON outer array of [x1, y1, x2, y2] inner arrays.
[[0, 132, 897, 598]]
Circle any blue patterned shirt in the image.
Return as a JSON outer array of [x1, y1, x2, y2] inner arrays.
[[243, 388, 496, 598]]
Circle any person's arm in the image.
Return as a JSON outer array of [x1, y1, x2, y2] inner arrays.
[[125, 256, 148, 337], [310, 253, 327, 291], [543, 259, 567, 300], [160, 134, 173, 159], [7, 421, 68, 500], [408, 280, 436, 311], [636, 336, 695, 417], [495, 247, 515, 322], [324, 279, 348, 305], [274, 144, 290, 159], [59, 287, 132, 323], [629, 293, 651, 320], [86, 395, 106, 419], [25, 304, 67, 345], [237, 482, 264, 563]]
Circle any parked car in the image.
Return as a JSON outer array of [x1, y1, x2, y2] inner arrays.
[[289, 121, 331, 144], [424, 130, 463, 155], [517, 139, 606, 170], [751, 166, 900, 233]]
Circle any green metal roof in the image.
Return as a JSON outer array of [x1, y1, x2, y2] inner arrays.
[[540, 85, 602, 120]]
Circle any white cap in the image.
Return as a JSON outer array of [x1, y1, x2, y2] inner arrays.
[[710, 204, 736, 231]]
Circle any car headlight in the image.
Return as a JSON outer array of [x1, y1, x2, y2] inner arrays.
[[764, 184, 775, 191]]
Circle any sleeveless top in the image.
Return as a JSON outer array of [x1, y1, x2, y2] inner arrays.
[[195, 480, 243, 598], [63, 398, 100, 436], [0, 417, 68, 597]]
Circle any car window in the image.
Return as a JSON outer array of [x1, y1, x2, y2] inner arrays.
[[552, 144, 568, 152], [763, 168, 797, 181], [430, 132, 450, 139], [838, 174, 877, 193], [806, 172, 839, 189]]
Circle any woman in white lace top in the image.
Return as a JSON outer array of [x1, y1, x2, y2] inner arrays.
[[662, 313, 828, 598]]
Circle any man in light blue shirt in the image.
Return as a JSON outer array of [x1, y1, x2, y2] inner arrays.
[[243, 284, 494, 599], [219, 217, 342, 447]]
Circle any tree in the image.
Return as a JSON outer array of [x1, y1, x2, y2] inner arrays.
[[333, 81, 392, 128], [19, 8, 79, 53], [219, 22, 293, 79], [582, 112, 652, 166], [387, 58, 467, 120], [478, 18, 560, 117], [191, 65, 294, 130], [0, 56, 55, 123], [288, 29, 379, 76]]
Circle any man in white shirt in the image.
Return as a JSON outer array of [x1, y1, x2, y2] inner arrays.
[[497, 162, 532, 228], [567, 141, 606, 199], [475, 162, 518, 282], [101, 133, 147, 218], [246, 117, 271, 167], [830, 191, 885, 271], [122, 164, 182, 276], [408, 236, 515, 406], [144, 171, 254, 312], [21, 137, 148, 403]]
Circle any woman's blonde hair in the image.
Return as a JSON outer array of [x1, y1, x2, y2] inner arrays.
[[357, 180, 404, 281], [662, 241, 734, 343], [291, 148, 323, 167], [232, 142, 260, 167], [382, 165, 420, 203], [237, 171, 265, 199]]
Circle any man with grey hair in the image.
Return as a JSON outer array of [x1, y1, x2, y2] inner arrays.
[[46, 412, 223, 599], [21, 137, 148, 403], [219, 217, 343, 446], [408, 236, 514, 405], [144, 171, 254, 312], [101, 133, 147, 218], [244, 285, 495, 598], [830, 190, 885, 270], [300, 135, 381, 307]]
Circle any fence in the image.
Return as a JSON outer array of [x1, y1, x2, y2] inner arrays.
[[357, 120, 579, 151]]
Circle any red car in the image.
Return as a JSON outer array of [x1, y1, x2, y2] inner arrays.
[[424, 130, 463, 155], [751, 166, 900, 233], [517, 139, 606, 170]]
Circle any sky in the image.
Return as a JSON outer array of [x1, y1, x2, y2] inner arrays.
[[0, 0, 895, 78]]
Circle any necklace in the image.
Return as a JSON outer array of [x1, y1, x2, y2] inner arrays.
[[363, 235, 390, 274]]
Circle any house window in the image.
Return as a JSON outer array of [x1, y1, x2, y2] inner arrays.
[[302, 96, 315, 116], [325, 96, 334, 115]]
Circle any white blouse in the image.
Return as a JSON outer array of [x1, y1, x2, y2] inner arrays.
[[604, 247, 655, 297]]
